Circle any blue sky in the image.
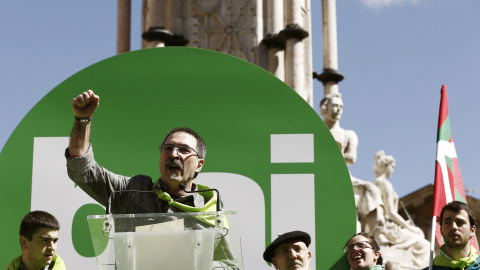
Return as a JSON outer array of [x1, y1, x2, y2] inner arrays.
[[1, 1, 479, 199]]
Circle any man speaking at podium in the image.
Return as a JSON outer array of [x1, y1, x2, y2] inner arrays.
[[65, 90, 236, 268], [66, 90, 214, 215]]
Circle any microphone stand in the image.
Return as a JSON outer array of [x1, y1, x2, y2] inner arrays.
[[103, 184, 161, 234]]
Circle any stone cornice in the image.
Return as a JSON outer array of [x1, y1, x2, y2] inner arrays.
[[313, 68, 344, 84], [142, 26, 189, 46]]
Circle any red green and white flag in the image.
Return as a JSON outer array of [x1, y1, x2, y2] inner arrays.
[[431, 84, 478, 251]]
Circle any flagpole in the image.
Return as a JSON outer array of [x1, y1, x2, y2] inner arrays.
[[428, 216, 436, 270], [429, 85, 480, 270]]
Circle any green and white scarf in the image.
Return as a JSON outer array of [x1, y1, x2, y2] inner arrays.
[[154, 182, 228, 227], [434, 245, 478, 270]]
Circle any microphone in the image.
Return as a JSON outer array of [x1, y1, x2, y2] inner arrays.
[[103, 183, 162, 233], [179, 183, 223, 228]]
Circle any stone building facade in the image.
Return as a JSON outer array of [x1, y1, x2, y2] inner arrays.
[[139, 0, 314, 106]]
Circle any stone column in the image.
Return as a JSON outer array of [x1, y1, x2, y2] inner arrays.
[[164, 0, 183, 41], [315, 0, 344, 96], [141, 0, 189, 48], [264, 0, 285, 80], [117, 0, 131, 54], [282, 0, 309, 102], [142, 0, 166, 48]]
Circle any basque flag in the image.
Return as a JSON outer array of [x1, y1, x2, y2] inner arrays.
[[431, 85, 478, 250]]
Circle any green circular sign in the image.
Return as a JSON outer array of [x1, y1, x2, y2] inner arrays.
[[0, 47, 355, 269]]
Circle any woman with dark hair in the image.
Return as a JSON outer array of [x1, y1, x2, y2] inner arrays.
[[344, 232, 384, 270]]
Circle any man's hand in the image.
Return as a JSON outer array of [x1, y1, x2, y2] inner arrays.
[[69, 90, 99, 157], [72, 90, 100, 118]]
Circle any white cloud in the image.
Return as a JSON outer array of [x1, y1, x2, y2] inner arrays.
[[360, 0, 419, 9]]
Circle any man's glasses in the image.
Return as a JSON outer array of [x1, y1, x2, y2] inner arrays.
[[343, 241, 373, 253], [160, 144, 198, 156]]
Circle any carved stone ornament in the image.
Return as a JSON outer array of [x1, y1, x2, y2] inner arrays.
[[190, 0, 257, 62], [194, 0, 223, 14]]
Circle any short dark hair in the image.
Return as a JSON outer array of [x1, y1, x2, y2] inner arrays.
[[440, 201, 477, 227], [346, 232, 383, 265], [161, 127, 206, 159], [20, 210, 60, 241]]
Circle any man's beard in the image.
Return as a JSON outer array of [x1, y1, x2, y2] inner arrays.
[[168, 171, 195, 180], [166, 158, 183, 179], [444, 232, 471, 250], [445, 238, 469, 249], [166, 158, 195, 180]]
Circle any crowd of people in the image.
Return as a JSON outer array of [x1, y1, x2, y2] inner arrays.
[[7, 91, 479, 270]]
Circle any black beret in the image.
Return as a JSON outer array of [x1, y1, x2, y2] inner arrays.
[[263, 231, 311, 263]]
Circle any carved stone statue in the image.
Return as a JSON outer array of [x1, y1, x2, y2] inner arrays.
[[320, 93, 384, 232], [320, 93, 358, 165], [372, 150, 430, 269]]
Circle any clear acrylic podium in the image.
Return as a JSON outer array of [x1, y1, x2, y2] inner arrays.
[[87, 211, 243, 270]]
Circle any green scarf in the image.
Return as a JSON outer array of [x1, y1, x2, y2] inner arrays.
[[369, 265, 385, 270], [154, 182, 228, 228], [7, 256, 21, 270], [8, 254, 66, 270], [434, 245, 478, 270]]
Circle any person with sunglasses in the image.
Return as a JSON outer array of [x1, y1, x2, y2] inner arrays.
[[344, 232, 384, 270]]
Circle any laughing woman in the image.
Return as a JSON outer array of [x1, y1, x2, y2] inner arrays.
[[344, 232, 384, 270]]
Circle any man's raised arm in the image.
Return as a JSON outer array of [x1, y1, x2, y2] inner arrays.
[[69, 90, 100, 157]]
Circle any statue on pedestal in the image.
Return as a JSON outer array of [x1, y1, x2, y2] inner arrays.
[[371, 150, 430, 269], [320, 93, 385, 232]]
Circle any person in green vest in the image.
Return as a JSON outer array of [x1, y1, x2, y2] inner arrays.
[[423, 201, 479, 270], [263, 230, 312, 270], [8, 210, 66, 270], [344, 232, 384, 270]]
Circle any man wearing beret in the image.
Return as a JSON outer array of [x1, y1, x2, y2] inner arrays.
[[263, 230, 312, 270]]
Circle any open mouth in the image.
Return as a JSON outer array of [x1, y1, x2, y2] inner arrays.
[[351, 253, 364, 263], [168, 164, 181, 171], [166, 159, 183, 171]]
